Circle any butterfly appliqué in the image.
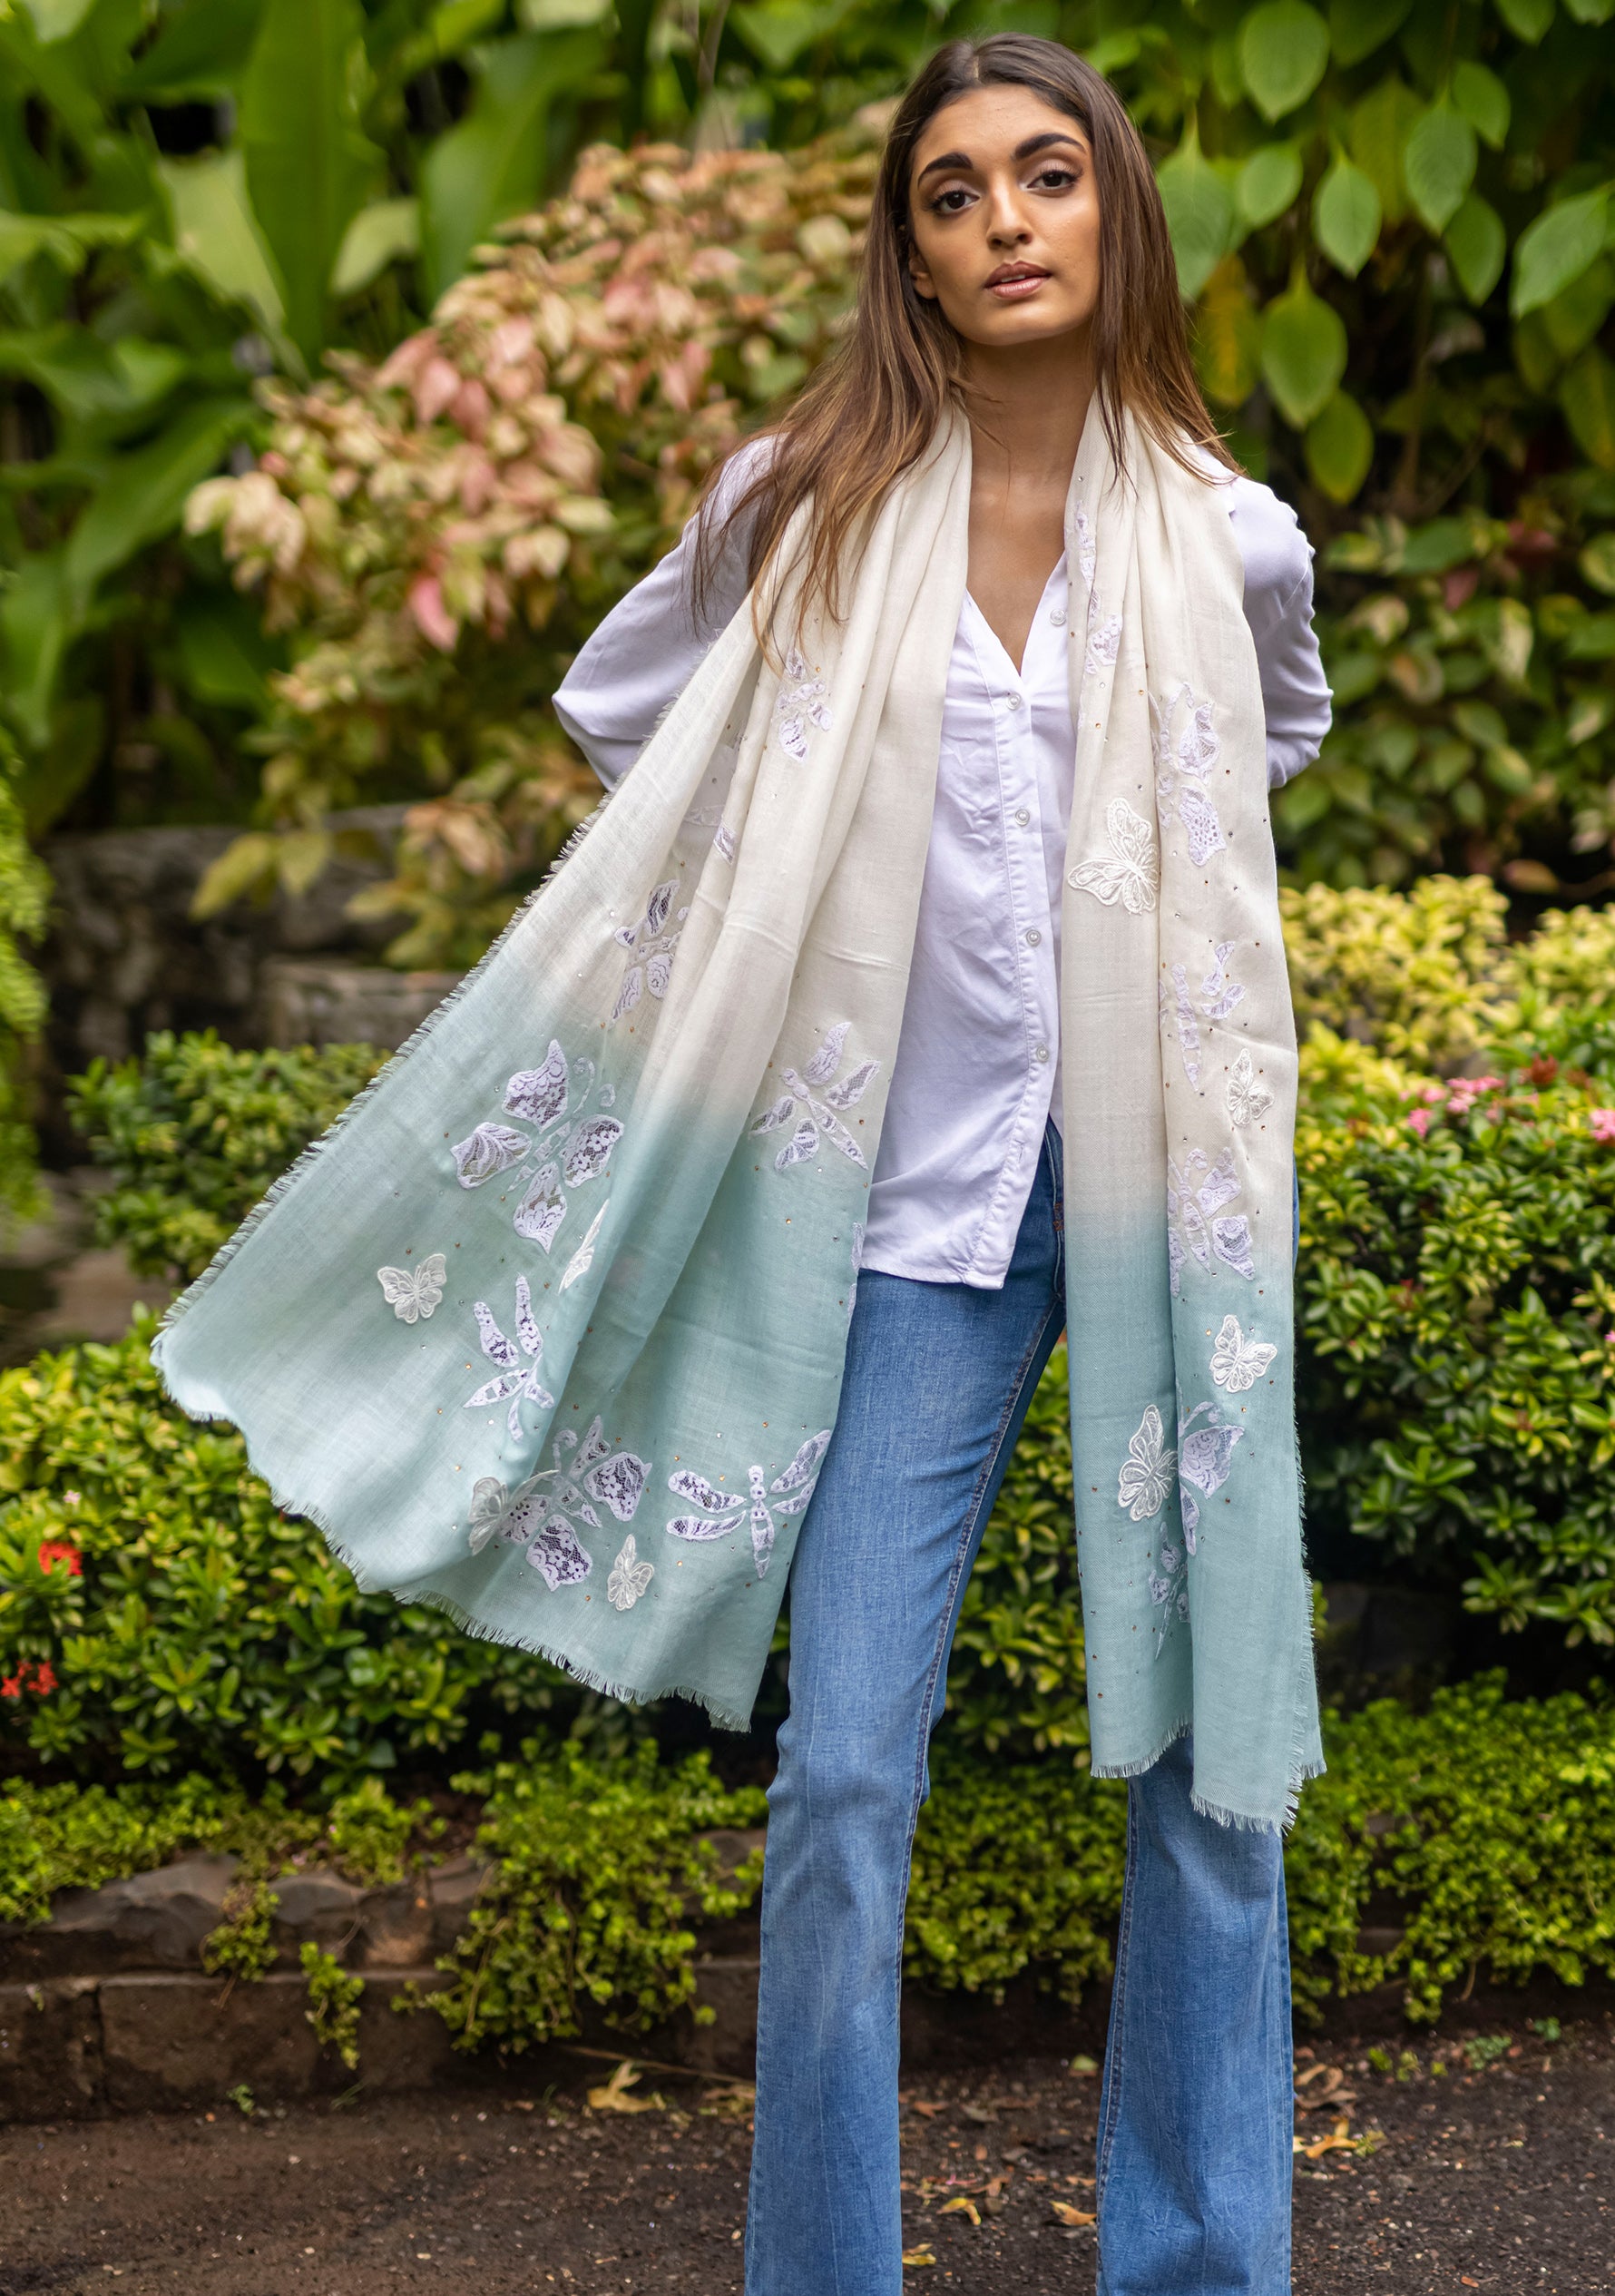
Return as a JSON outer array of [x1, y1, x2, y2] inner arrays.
[[774, 649, 832, 762], [612, 879, 684, 1023], [1151, 682, 1227, 868], [666, 1430, 832, 1575], [376, 1252, 446, 1324], [1210, 1313, 1278, 1394], [750, 1022, 880, 1173], [607, 1534, 654, 1611], [1070, 800, 1159, 916], [463, 1277, 554, 1440], [1227, 1051, 1274, 1128], [1118, 1404, 1177, 1522], [466, 1418, 651, 1592], [1167, 1147, 1257, 1294], [450, 1039, 622, 1253]]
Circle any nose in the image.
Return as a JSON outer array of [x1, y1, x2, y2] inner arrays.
[[984, 179, 1033, 247]]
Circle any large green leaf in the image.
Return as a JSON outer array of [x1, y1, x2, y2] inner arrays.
[[1313, 152, 1381, 277], [1327, 0, 1411, 65], [330, 196, 420, 297], [729, 0, 853, 72], [21, 0, 98, 42], [1511, 188, 1610, 319], [1239, 0, 1329, 123], [1260, 270, 1347, 427], [0, 208, 142, 283], [1542, 256, 1614, 362], [1561, 347, 1615, 470], [1445, 193, 1507, 306], [64, 396, 254, 595], [1194, 258, 1263, 407], [158, 150, 291, 354], [1451, 60, 1509, 151], [1493, 0, 1553, 34], [1237, 142, 1303, 230], [1156, 117, 1234, 301], [1347, 75, 1421, 225], [239, 0, 380, 363], [1402, 103, 1476, 235], [0, 327, 186, 427], [418, 28, 604, 299], [119, 0, 264, 97], [1306, 388, 1374, 501], [0, 548, 71, 751]]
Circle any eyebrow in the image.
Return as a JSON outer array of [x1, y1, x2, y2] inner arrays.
[[915, 130, 1086, 185]]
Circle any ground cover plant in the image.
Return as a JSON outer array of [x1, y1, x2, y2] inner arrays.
[[5, 1678, 1613, 2036]]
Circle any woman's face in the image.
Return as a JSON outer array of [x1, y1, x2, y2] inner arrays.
[[905, 84, 1101, 354]]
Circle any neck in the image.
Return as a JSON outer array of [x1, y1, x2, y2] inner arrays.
[[959, 326, 1096, 493]]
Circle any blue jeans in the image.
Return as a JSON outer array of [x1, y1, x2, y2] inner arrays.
[[746, 1127, 1293, 2296]]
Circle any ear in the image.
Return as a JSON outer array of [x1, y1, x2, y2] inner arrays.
[[907, 241, 938, 302]]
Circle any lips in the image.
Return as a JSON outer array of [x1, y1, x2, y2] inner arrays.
[[984, 264, 1051, 299]]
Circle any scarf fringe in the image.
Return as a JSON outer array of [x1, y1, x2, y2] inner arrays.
[[148, 1330, 753, 1731], [1090, 1716, 1325, 1837], [152, 789, 614, 1349]]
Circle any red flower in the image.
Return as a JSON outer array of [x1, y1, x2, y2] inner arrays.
[[1, 1659, 56, 1697], [0, 1672, 23, 1699], [37, 1540, 83, 1576], [32, 1661, 56, 1695]]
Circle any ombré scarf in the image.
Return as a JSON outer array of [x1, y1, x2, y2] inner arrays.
[[154, 399, 1321, 1832]]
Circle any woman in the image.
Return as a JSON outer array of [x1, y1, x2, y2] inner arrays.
[[154, 34, 1328, 2296], [555, 38, 1328, 2294]]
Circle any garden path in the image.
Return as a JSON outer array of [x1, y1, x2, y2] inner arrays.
[[1, 2018, 1610, 2293]]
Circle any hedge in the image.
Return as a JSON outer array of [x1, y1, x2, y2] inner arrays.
[[5, 1678, 1613, 2036]]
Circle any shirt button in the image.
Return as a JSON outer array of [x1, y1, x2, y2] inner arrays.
[[1024, 927, 1042, 947], [1050, 605, 1067, 626], [1013, 806, 1031, 827], [1006, 691, 1025, 710], [1033, 1045, 1050, 1065]]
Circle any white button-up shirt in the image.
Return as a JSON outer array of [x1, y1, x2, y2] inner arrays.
[[554, 447, 1331, 1290]]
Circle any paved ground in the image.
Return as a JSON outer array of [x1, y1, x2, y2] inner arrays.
[[2, 2018, 1610, 2293]]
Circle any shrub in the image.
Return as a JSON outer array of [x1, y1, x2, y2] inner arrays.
[[0, 1324, 615, 1783], [420, 1742, 765, 2051], [68, 1033, 388, 1281]]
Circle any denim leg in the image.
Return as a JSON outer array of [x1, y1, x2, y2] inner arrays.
[[745, 1135, 1066, 2296], [1094, 1737, 1293, 2296]]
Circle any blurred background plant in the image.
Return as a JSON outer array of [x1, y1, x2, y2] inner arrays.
[[1, 0, 1610, 975]]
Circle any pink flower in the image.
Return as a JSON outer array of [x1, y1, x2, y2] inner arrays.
[[1590, 1109, 1615, 1144], [1408, 1108, 1432, 1136], [407, 574, 459, 653]]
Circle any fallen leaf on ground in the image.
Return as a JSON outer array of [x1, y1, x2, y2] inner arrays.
[[939, 2196, 981, 2225], [1302, 2115, 1357, 2160], [1052, 2201, 1098, 2227], [1069, 2054, 1101, 2076], [901, 2248, 935, 2269], [903, 2097, 947, 2118], [585, 2062, 661, 2114]]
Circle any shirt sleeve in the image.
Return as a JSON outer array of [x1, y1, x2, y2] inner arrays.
[[1228, 476, 1333, 791], [552, 439, 770, 790]]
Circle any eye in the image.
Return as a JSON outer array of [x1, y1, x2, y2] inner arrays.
[[928, 185, 975, 215], [1029, 164, 1080, 192]]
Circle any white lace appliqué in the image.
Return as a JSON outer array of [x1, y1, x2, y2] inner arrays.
[[1160, 943, 1250, 1089], [464, 1278, 555, 1439], [377, 1252, 446, 1324], [1227, 1051, 1273, 1128], [1152, 682, 1227, 867], [612, 878, 684, 1023], [451, 1039, 622, 1252], [1210, 1313, 1278, 1393], [774, 649, 831, 762], [666, 1430, 831, 1575], [608, 1534, 654, 1611], [1118, 1404, 1177, 1522], [559, 1201, 608, 1293], [466, 1417, 651, 1590], [750, 1022, 879, 1173], [1167, 1147, 1257, 1294], [1070, 800, 1159, 915], [1072, 502, 1123, 684]]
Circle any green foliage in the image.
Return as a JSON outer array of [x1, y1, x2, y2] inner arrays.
[[0, 728, 48, 1223], [67, 1031, 387, 1279], [1286, 1677, 1615, 2022], [420, 1742, 766, 2051], [300, 1939, 365, 2068], [202, 1876, 281, 1981], [905, 1749, 1124, 2002], [0, 1323, 612, 1781], [0, 1766, 442, 1926]]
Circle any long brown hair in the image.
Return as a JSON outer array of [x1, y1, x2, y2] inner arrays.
[[696, 34, 1236, 629]]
